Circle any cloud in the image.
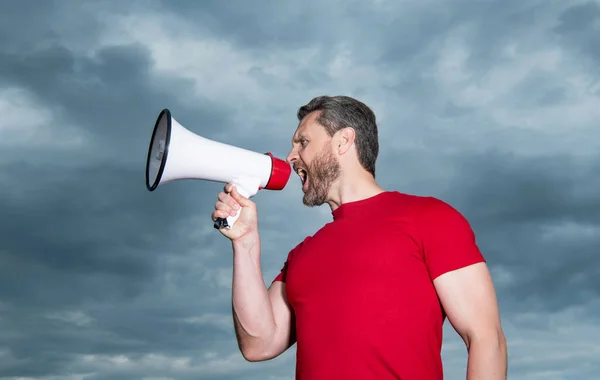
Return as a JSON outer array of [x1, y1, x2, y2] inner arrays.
[[1, 0, 599, 379]]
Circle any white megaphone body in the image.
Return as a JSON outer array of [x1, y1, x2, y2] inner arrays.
[[145, 108, 292, 230]]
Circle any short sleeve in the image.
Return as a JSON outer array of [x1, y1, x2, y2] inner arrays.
[[415, 197, 486, 281], [272, 260, 289, 283]]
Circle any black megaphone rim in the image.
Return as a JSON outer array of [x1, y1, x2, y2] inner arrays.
[[145, 108, 172, 191]]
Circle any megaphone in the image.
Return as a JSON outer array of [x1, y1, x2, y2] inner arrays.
[[145, 108, 292, 230]]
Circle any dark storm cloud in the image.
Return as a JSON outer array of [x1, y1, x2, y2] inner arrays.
[[0, 162, 173, 308], [375, 142, 600, 317], [435, 151, 600, 313], [375, 0, 571, 107], [0, 3, 250, 378], [554, 1, 600, 65], [0, 42, 232, 163], [454, 153, 600, 229], [0, 165, 280, 377], [159, 0, 366, 49], [0, 7, 303, 377], [0, 160, 228, 377], [0, 0, 78, 50], [0, 0, 236, 308]]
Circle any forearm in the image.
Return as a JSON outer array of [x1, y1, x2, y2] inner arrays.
[[231, 234, 276, 357], [466, 332, 508, 380]]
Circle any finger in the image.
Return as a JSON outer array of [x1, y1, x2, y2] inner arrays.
[[212, 209, 234, 221], [218, 192, 240, 210], [214, 201, 230, 212], [229, 186, 252, 207], [215, 201, 239, 216]]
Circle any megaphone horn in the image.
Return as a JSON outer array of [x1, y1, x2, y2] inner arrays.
[[145, 108, 292, 230]]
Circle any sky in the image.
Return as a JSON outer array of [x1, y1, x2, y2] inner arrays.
[[1, 0, 599, 379]]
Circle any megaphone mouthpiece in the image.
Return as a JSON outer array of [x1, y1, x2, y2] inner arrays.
[[262, 152, 292, 191], [145, 108, 292, 230]]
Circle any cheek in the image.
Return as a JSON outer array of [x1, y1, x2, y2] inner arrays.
[[298, 149, 310, 163], [301, 152, 315, 167]]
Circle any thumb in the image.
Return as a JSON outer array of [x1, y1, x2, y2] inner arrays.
[[230, 185, 253, 207]]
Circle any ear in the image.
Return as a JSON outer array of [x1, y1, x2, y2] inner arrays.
[[335, 127, 355, 155]]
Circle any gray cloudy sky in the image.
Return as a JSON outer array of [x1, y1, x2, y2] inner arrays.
[[1, 0, 599, 379]]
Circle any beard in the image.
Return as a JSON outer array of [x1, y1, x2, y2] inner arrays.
[[302, 145, 341, 207]]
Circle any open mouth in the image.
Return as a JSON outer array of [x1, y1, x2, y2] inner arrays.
[[296, 168, 308, 186]]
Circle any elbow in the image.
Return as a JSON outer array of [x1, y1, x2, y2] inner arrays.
[[239, 343, 274, 363], [242, 352, 260, 362], [241, 349, 275, 363], [240, 348, 265, 362], [466, 326, 507, 353], [494, 327, 507, 351], [236, 326, 288, 362], [490, 329, 507, 357], [498, 329, 508, 354]]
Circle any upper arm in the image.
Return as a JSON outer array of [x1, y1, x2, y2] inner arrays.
[[265, 280, 296, 358], [433, 262, 504, 346], [261, 238, 308, 359], [414, 196, 502, 343]]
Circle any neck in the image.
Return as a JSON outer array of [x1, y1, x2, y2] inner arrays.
[[326, 168, 385, 212]]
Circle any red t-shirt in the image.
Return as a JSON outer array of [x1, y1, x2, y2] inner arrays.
[[273, 191, 485, 379]]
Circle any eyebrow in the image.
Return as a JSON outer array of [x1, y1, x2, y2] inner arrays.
[[292, 133, 306, 145]]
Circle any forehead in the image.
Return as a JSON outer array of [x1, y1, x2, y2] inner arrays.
[[292, 111, 324, 141]]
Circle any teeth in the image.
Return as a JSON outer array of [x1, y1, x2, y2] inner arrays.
[[296, 168, 307, 183]]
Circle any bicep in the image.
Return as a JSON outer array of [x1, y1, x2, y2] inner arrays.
[[267, 281, 296, 356], [433, 262, 503, 346]]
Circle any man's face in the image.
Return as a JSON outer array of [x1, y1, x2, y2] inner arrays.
[[287, 112, 341, 206]]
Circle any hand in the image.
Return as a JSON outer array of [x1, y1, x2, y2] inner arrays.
[[212, 183, 258, 241]]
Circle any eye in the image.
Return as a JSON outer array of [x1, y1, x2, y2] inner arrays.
[[300, 139, 308, 147]]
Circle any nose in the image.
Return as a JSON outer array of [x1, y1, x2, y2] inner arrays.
[[286, 148, 298, 165]]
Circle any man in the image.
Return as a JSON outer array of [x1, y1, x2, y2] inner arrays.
[[212, 95, 507, 379]]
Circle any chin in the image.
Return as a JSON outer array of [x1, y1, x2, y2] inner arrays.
[[302, 194, 327, 207]]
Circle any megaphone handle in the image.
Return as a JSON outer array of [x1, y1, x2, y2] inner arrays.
[[214, 210, 241, 230], [214, 184, 252, 230]]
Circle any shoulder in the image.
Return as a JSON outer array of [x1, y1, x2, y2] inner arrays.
[[412, 196, 480, 262], [377, 190, 426, 212], [406, 194, 471, 225], [423, 196, 465, 217], [385, 192, 464, 219], [387, 192, 475, 238], [407, 196, 485, 278]]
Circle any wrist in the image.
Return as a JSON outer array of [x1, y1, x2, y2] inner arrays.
[[232, 231, 260, 253]]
